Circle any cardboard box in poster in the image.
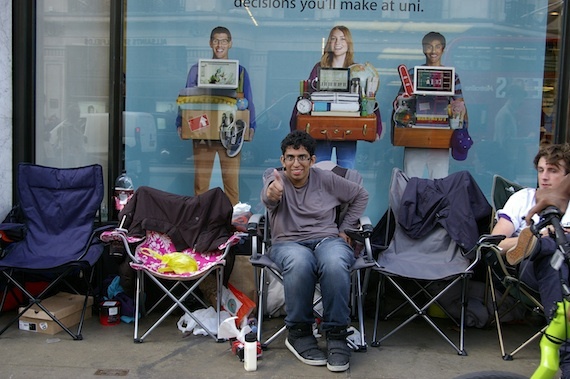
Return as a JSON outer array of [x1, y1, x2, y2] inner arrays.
[[18, 292, 93, 335], [180, 107, 250, 141]]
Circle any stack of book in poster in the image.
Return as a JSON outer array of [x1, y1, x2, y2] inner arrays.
[[309, 92, 360, 117]]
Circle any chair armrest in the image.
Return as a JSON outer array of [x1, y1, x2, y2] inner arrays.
[[247, 213, 263, 234], [477, 234, 506, 246], [344, 216, 374, 263], [359, 216, 373, 235], [463, 234, 507, 271], [247, 213, 265, 261], [93, 223, 119, 236]]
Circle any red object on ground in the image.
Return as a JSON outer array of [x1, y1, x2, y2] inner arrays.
[[0, 282, 50, 311]]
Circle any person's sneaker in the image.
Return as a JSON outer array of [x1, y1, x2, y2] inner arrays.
[[326, 327, 353, 372], [285, 325, 326, 366], [506, 227, 538, 265]]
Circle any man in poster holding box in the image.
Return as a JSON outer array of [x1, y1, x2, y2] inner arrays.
[[176, 26, 256, 206], [393, 31, 470, 179]]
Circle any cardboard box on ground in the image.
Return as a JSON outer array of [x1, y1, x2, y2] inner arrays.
[[18, 292, 93, 335]]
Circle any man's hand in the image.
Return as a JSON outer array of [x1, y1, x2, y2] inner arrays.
[[266, 168, 284, 202], [525, 176, 570, 223]]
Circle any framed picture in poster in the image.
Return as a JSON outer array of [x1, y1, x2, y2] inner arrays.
[[197, 59, 239, 89]]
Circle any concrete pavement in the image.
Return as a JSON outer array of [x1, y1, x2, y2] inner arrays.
[[0, 309, 543, 379]]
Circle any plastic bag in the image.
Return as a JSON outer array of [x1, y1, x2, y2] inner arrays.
[[139, 248, 198, 274], [232, 202, 252, 232], [177, 307, 231, 336], [222, 283, 256, 326]]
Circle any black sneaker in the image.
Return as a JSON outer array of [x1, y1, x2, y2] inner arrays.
[[286, 324, 326, 366], [326, 327, 353, 372]]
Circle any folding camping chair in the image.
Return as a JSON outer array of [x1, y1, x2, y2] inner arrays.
[[0, 163, 110, 340], [483, 174, 545, 360], [490, 175, 526, 224], [371, 168, 492, 356], [102, 186, 238, 343], [248, 162, 375, 351]]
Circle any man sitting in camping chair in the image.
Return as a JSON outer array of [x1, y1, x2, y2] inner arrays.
[[492, 143, 570, 378], [261, 130, 368, 372]]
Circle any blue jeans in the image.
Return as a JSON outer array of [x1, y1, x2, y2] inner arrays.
[[314, 140, 357, 169], [269, 237, 356, 331]]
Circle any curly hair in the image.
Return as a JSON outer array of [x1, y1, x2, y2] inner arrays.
[[281, 130, 317, 156], [533, 143, 570, 174]]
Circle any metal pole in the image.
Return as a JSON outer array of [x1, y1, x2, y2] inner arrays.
[[555, 0, 570, 143]]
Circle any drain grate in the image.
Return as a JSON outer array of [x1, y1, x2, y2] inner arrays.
[[94, 369, 130, 376]]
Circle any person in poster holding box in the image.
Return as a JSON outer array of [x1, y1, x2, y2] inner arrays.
[[393, 31, 469, 179], [290, 25, 382, 169], [176, 26, 256, 206]]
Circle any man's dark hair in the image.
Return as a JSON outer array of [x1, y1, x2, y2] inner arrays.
[[210, 26, 232, 41], [422, 31, 446, 49], [281, 130, 316, 156]]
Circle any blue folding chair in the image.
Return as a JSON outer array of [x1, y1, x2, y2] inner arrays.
[[0, 163, 111, 340]]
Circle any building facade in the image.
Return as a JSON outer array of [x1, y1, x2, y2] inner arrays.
[[2, 0, 569, 225]]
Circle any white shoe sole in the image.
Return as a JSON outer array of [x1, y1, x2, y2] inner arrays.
[[327, 362, 350, 372], [285, 338, 327, 366]]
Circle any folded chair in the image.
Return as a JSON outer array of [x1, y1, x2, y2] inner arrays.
[[0, 163, 109, 340], [102, 186, 238, 343], [248, 162, 375, 352], [371, 168, 492, 356], [484, 174, 545, 360]]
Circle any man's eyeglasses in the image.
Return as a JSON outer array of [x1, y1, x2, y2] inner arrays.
[[212, 38, 230, 46], [283, 155, 311, 163]]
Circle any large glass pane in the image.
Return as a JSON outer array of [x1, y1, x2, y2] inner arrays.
[[35, 0, 111, 214], [122, 0, 558, 223]]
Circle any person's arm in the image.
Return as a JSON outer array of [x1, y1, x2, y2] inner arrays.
[[240, 66, 256, 139], [454, 73, 468, 128], [336, 178, 369, 232], [261, 169, 283, 209], [491, 217, 517, 251], [374, 107, 382, 139], [186, 65, 199, 88], [526, 174, 570, 223]]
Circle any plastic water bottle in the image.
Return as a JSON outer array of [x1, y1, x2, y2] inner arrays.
[[113, 171, 134, 219], [243, 332, 257, 371], [115, 170, 134, 193]]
